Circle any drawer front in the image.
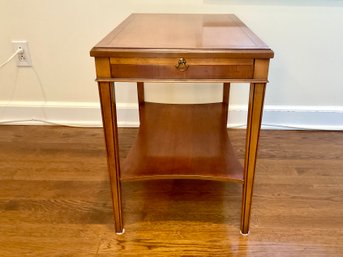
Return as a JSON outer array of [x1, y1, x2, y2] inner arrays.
[[110, 57, 254, 79]]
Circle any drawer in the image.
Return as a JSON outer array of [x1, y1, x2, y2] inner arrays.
[[110, 57, 254, 80]]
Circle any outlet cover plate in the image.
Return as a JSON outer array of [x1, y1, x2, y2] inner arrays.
[[12, 40, 32, 67]]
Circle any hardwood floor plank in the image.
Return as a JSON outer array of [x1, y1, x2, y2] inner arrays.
[[0, 180, 111, 200]]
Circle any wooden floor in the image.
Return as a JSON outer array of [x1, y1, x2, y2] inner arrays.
[[0, 126, 342, 257]]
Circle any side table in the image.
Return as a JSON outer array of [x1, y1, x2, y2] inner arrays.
[[90, 13, 274, 235]]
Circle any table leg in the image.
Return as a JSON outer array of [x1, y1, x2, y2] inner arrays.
[[223, 83, 230, 126], [240, 83, 266, 235], [137, 82, 145, 124], [98, 82, 124, 234]]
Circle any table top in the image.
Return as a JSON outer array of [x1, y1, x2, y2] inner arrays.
[[90, 13, 273, 58]]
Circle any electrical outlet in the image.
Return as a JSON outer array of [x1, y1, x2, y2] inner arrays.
[[12, 41, 32, 67]]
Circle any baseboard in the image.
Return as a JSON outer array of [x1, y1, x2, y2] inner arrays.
[[0, 101, 138, 127], [0, 101, 342, 130], [229, 105, 343, 130]]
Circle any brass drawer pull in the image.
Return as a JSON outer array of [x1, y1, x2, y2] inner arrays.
[[175, 57, 189, 72]]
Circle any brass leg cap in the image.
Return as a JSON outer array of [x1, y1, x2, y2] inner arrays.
[[116, 228, 125, 235], [240, 230, 250, 236]]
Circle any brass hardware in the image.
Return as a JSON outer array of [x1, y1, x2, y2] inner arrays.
[[175, 57, 189, 72]]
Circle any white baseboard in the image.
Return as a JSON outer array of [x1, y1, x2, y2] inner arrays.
[[0, 101, 342, 130], [0, 101, 138, 127], [229, 105, 343, 130]]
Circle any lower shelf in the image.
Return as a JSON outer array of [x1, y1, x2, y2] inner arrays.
[[121, 102, 243, 183]]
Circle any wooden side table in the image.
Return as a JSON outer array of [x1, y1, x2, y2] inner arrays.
[[90, 13, 274, 235]]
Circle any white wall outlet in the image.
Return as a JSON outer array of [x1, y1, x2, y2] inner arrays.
[[12, 40, 32, 67]]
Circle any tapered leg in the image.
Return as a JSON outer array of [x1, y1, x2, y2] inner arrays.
[[223, 83, 230, 126], [98, 82, 124, 234], [137, 82, 145, 124], [241, 83, 266, 235]]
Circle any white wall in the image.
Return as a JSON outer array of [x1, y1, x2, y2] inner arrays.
[[1, 0, 342, 129]]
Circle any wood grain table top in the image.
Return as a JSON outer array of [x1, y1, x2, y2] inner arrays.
[[90, 13, 274, 58]]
